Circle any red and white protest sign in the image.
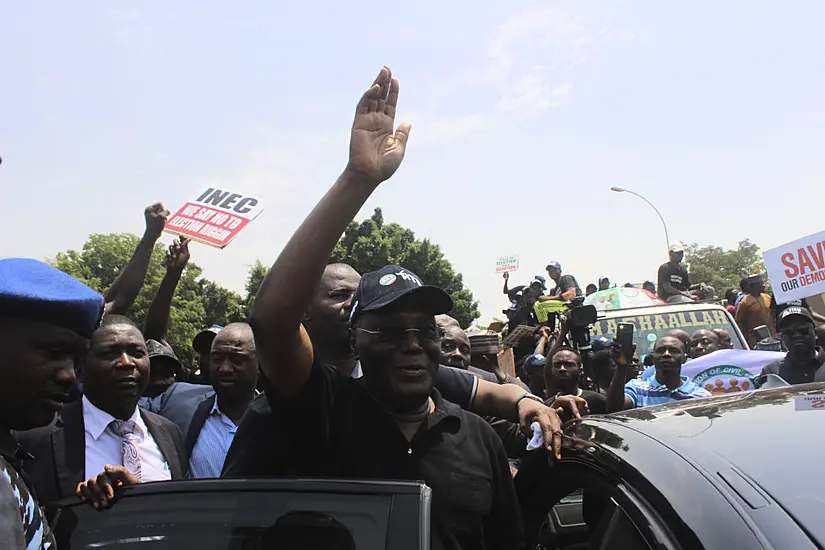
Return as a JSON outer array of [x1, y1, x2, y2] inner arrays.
[[164, 188, 264, 248], [764, 230, 825, 303]]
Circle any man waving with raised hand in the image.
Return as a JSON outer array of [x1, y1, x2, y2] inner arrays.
[[249, 67, 525, 550]]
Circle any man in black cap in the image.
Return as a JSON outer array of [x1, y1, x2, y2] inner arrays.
[[144, 340, 184, 398], [541, 261, 581, 301], [0, 258, 104, 549], [761, 307, 825, 384], [192, 325, 223, 383], [598, 277, 610, 291], [247, 67, 526, 549]]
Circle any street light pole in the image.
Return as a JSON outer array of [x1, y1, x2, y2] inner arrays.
[[610, 187, 670, 251]]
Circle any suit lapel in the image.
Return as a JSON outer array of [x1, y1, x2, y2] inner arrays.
[[55, 400, 86, 498], [142, 411, 183, 480]]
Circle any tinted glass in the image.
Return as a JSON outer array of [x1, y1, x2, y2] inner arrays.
[[55, 488, 392, 549], [591, 308, 743, 357]]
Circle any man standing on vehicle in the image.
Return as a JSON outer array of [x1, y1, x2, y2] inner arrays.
[[245, 67, 527, 549], [657, 243, 692, 302], [598, 277, 610, 291], [606, 336, 710, 412], [760, 307, 825, 384], [735, 274, 775, 348], [541, 261, 581, 301]]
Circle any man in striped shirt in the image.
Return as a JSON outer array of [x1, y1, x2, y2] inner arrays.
[[606, 335, 710, 412]]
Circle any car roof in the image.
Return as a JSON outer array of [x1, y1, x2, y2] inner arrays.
[[599, 302, 729, 317], [594, 384, 825, 545]]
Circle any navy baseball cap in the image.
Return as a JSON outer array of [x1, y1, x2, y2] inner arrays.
[[546, 261, 562, 271], [523, 353, 546, 371], [0, 258, 104, 337], [591, 336, 613, 352], [147, 339, 184, 373], [349, 266, 453, 324], [192, 324, 223, 350], [778, 306, 814, 329]]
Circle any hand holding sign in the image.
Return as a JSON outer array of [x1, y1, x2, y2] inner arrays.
[[144, 203, 171, 240], [347, 66, 411, 186]]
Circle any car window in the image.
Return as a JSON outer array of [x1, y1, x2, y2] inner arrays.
[[591, 308, 743, 357], [52, 486, 400, 549]]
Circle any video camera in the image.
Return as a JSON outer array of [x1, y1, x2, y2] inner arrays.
[[564, 297, 599, 350]]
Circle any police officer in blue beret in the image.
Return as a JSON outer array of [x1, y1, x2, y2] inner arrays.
[[0, 258, 104, 550]]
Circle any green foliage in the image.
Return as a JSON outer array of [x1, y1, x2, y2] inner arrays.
[[244, 260, 268, 312], [51, 233, 255, 368], [329, 208, 480, 327], [686, 239, 767, 295]]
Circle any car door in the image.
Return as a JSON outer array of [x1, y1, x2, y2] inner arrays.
[[49, 478, 431, 550]]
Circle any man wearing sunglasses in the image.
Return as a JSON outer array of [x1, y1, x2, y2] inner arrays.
[[761, 307, 825, 384], [247, 66, 527, 549]]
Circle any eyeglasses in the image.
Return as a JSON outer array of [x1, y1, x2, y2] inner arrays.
[[781, 326, 813, 338], [356, 326, 440, 345]]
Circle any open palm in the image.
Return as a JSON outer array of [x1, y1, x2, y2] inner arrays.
[[348, 66, 411, 184]]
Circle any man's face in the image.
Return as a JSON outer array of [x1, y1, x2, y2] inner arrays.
[[713, 329, 733, 349], [598, 279, 610, 291], [209, 326, 258, 398], [354, 306, 441, 412], [144, 356, 177, 398], [652, 336, 686, 377], [547, 350, 581, 393], [306, 266, 360, 355], [689, 330, 720, 359], [780, 318, 816, 358], [669, 251, 684, 264], [547, 268, 561, 283], [749, 279, 766, 295], [0, 319, 85, 430], [84, 324, 150, 415], [438, 325, 471, 370]]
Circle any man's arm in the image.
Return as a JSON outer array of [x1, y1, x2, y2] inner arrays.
[[144, 238, 190, 341], [104, 203, 169, 315], [606, 344, 634, 413], [249, 67, 411, 398], [502, 272, 509, 295]]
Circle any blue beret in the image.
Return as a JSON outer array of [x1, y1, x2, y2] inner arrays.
[[0, 259, 104, 337]]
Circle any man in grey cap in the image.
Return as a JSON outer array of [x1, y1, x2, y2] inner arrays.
[[761, 307, 825, 384], [657, 242, 692, 302], [0, 258, 104, 549]]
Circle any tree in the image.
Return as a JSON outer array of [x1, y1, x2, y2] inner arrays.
[[686, 239, 767, 295], [51, 233, 248, 368], [329, 208, 480, 327], [243, 260, 268, 312]]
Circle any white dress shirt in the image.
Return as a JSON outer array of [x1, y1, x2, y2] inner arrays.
[[82, 396, 172, 482]]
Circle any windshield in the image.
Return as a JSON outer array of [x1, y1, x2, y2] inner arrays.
[[590, 308, 744, 357]]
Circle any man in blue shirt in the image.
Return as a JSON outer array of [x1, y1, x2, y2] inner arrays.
[[606, 335, 710, 412], [186, 323, 258, 478]]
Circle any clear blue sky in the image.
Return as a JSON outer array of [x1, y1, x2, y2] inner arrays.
[[3, 1, 824, 323]]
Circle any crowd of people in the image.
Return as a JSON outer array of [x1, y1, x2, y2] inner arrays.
[[1, 66, 824, 550]]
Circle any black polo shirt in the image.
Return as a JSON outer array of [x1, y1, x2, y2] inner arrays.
[[657, 262, 690, 299], [544, 389, 607, 416], [270, 360, 525, 550], [761, 347, 825, 385]]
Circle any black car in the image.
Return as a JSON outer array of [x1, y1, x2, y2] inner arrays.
[[51, 479, 431, 549], [519, 382, 825, 549]]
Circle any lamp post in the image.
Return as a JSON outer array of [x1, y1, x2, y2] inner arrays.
[[610, 187, 670, 252]]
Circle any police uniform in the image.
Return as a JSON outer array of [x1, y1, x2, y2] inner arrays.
[[0, 258, 104, 550]]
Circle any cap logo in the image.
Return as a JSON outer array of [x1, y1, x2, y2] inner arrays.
[[379, 274, 397, 286], [785, 307, 803, 316], [395, 270, 422, 286]]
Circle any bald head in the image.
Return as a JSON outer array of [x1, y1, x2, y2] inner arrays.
[[305, 264, 361, 357], [212, 322, 255, 353], [435, 314, 461, 330], [667, 329, 691, 349]]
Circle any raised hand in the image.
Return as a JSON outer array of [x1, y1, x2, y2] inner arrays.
[[144, 202, 171, 240], [164, 237, 191, 272], [347, 66, 412, 185]]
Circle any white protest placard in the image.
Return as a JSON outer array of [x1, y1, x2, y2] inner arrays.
[[164, 187, 264, 249], [495, 255, 520, 274], [794, 394, 825, 411], [763, 230, 825, 303]]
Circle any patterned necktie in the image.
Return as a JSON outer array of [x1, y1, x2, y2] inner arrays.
[[109, 420, 143, 482]]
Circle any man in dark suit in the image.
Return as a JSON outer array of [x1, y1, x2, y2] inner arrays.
[[17, 315, 186, 508]]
